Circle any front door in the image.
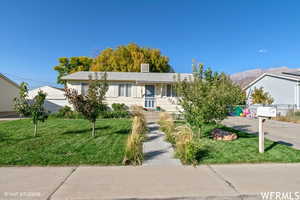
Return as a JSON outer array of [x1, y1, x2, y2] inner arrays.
[[145, 85, 155, 108]]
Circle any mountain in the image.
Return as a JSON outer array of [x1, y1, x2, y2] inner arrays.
[[230, 66, 300, 88]]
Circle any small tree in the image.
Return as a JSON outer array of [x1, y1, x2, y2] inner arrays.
[[65, 72, 108, 137], [14, 82, 48, 137], [251, 87, 274, 105], [176, 62, 245, 135], [14, 82, 31, 117]]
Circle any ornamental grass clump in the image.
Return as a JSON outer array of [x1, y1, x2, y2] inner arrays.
[[158, 112, 176, 144], [175, 125, 194, 163], [123, 115, 147, 165]]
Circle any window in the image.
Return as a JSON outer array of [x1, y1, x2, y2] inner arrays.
[[118, 84, 132, 97], [166, 84, 176, 97], [166, 85, 172, 97], [81, 83, 89, 96]]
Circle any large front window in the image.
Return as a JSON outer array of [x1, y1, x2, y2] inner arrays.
[[166, 84, 176, 97], [118, 84, 132, 97], [81, 83, 89, 96]]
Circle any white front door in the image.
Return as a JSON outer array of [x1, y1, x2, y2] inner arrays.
[[144, 85, 155, 108]]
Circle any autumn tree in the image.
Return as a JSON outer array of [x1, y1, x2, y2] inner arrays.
[[251, 87, 274, 105], [54, 56, 94, 84], [14, 82, 48, 137], [65, 72, 108, 137], [176, 62, 245, 135], [91, 43, 172, 72]]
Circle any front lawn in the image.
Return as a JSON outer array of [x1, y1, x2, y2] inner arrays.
[[0, 118, 131, 166], [177, 122, 300, 164]]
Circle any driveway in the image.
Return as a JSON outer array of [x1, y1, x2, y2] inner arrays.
[[222, 116, 300, 149]]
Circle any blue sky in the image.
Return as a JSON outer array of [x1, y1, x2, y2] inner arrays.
[[1, 0, 300, 88]]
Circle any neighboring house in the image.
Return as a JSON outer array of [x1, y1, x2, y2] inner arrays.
[[28, 86, 69, 113], [61, 64, 192, 112], [244, 71, 300, 109], [0, 73, 19, 115]]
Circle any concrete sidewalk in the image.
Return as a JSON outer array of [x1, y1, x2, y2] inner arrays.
[[1, 163, 300, 200], [143, 123, 181, 166]]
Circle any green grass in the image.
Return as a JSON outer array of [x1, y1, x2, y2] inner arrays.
[[178, 123, 300, 164], [0, 118, 131, 166]]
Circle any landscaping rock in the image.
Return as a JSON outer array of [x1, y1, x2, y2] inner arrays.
[[212, 128, 238, 141]]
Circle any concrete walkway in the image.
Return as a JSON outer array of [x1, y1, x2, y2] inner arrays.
[[223, 116, 300, 149], [143, 122, 181, 166], [1, 164, 300, 200]]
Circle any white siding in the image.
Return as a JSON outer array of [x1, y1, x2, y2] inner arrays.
[[66, 81, 182, 112], [28, 86, 70, 113], [67, 82, 82, 94], [0, 77, 19, 112], [28, 86, 65, 99], [246, 75, 298, 105], [106, 83, 118, 97]]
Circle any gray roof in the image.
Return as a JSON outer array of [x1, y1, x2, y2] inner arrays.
[[270, 71, 300, 81], [244, 71, 300, 90], [61, 72, 193, 83], [0, 73, 20, 88]]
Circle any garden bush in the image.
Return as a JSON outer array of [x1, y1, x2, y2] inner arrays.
[[97, 103, 130, 119], [112, 103, 128, 111], [49, 106, 84, 119], [101, 111, 131, 119], [184, 140, 207, 165], [57, 106, 73, 117]]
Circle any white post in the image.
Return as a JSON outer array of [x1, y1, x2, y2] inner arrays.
[[259, 117, 264, 153]]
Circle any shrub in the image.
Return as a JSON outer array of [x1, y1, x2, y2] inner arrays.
[[57, 106, 73, 118], [49, 111, 84, 119], [123, 115, 147, 165], [101, 111, 131, 119], [185, 140, 206, 165], [112, 103, 128, 111], [295, 111, 300, 117]]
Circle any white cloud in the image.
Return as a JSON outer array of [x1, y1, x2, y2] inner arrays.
[[258, 49, 268, 53]]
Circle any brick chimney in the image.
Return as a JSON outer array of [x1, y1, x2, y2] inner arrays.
[[141, 63, 149, 73]]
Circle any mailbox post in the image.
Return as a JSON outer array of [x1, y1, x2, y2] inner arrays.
[[257, 107, 277, 153]]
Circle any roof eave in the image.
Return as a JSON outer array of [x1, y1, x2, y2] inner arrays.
[[243, 73, 300, 90]]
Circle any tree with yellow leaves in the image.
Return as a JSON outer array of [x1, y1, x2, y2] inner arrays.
[[91, 43, 171, 72], [54, 56, 94, 84]]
